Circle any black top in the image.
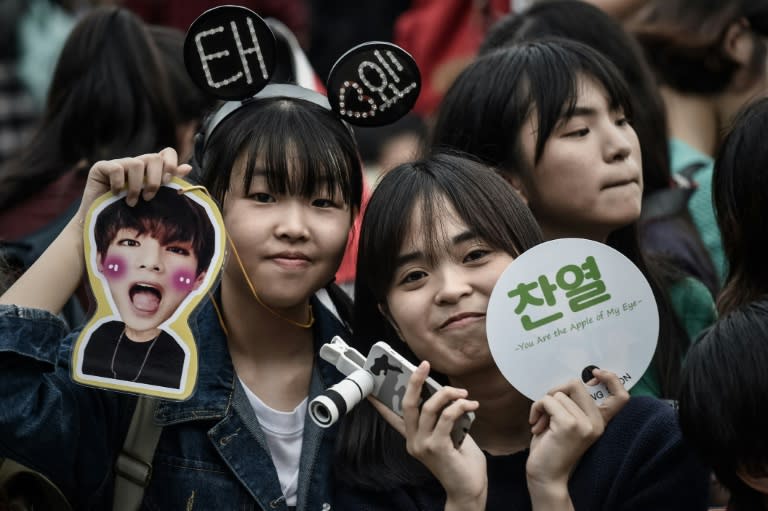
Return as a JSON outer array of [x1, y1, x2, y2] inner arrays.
[[81, 321, 185, 389], [334, 397, 710, 510]]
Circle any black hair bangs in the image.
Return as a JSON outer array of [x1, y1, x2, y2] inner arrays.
[[359, 153, 542, 304], [432, 39, 634, 178], [358, 164, 426, 304], [203, 97, 362, 212], [521, 39, 634, 162], [240, 104, 360, 208], [432, 47, 534, 171]]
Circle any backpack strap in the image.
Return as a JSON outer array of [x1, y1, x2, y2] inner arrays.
[[640, 162, 708, 223], [677, 161, 707, 183], [0, 395, 161, 511], [113, 397, 162, 511]]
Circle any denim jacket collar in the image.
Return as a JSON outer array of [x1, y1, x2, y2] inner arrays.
[[155, 292, 346, 425], [154, 292, 347, 510]]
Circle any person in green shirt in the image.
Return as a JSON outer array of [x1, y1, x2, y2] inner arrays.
[[430, 39, 715, 401], [630, 0, 768, 280]]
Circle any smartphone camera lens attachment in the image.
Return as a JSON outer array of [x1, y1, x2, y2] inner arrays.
[[309, 369, 375, 428]]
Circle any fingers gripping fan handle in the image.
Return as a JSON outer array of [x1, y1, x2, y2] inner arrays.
[[327, 42, 421, 127], [184, 5, 276, 101]]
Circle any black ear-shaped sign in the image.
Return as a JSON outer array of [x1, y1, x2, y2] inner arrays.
[[327, 42, 421, 127], [183, 5, 276, 101]]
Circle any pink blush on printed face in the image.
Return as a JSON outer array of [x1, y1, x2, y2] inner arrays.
[[172, 270, 197, 293], [102, 255, 126, 279]]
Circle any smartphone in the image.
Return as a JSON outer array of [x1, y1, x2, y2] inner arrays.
[[363, 341, 475, 448]]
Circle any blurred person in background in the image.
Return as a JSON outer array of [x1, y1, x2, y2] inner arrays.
[[629, 0, 768, 281]]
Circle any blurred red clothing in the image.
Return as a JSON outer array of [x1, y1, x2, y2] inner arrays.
[[121, 0, 310, 46], [334, 174, 370, 286], [394, 0, 510, 117], [0, 167, 84, 241]]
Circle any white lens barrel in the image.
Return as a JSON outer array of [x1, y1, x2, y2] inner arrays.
[[309, 369, 375, 428]]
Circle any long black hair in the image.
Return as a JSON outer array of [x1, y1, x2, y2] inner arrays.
[[482, 0, 669, 197], [0, 7, 178, 210], [432, 39, 691, 398], [335, 152, 543, 489], [713, 97, 768, 315]]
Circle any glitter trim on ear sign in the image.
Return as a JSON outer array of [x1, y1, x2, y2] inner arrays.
[[486, 238, 658, 401]]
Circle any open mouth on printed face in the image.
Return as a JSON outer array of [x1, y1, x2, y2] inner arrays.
[[129, 284, 162, 314]]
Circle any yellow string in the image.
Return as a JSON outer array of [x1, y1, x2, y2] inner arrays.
[[209, 291, 229, 337], [178, 183, 315, 331], [177, 184, 208, 194], [226, 233, 315, 329]]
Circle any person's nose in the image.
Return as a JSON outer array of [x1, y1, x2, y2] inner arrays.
[[274, 201, 310, 241], [604, 122, 634, 163], [433, 264, 472, 305], [137, 241, 164, 272]]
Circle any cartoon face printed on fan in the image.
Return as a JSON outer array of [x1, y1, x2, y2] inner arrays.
[[93, 188, 214, 339]]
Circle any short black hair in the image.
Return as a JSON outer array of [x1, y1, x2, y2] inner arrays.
[[196, 97, 363, 214], [678, 298, 768, 511]]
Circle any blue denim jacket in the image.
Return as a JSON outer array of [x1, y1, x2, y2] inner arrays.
[[0, 295, 348, 510]]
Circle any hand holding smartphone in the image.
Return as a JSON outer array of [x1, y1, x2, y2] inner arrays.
[[310, 337, 475, 449], [363, 342, 475, 448]]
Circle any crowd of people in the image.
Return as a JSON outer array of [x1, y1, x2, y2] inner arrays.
[[1, 1, 768, 510]]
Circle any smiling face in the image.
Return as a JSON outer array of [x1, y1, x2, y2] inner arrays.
[[98, 228, 204, 340], [221, 156, 353, 316], [516, 75, 643, 242], [384, 201, 514, 378]]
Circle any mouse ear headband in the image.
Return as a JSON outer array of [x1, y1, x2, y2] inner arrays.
[[184, 5, 421, 160]]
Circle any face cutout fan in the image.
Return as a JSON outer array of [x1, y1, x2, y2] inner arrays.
[[71, 180, 226, 401], [183, 4, 421, 153]]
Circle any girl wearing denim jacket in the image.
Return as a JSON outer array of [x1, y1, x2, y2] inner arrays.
[[0, 82, 362, 509]]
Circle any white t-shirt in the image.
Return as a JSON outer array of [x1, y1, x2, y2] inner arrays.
[[239, 377, 307, 507]]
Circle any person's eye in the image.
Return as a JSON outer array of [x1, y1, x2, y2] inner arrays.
[[464, 249, 491, 263], [312, 198, 338, 208], [399, 270, 427, 285], [117, 239, 139, 247], [249, 192, 275, 203], [167, 246, 191, 256], [615, 117, 630, 127], [564, 127, 590, 138]]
